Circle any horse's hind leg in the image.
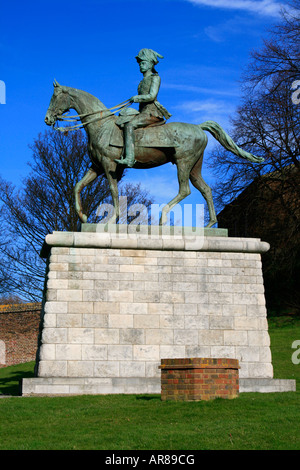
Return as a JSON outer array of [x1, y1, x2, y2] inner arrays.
[[189, 153, 217, 228], [160, 163, 191, 225]]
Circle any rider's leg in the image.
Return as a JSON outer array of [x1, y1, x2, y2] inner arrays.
[[115, 122, 136, 167], [115, 115, 161, 167], [124, 122, 136, 167]]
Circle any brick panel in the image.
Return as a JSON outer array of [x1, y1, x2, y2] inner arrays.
[[160, 357, 239, 401], [0, 304, 41, 367]]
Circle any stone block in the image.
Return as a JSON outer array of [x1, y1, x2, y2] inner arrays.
[[224, 330, 248, 346], [107, 290, 134, 303], [184, 315, 209, 330], [68, 328, 94, 344], [120, 361, 145, 377], [57, 289, 83, 302], [133, 345, 160, 361], [120, 302, 148, 315], [159, 345, 186, 359], [82, 314, 108, 328], [39, 344, 56, 361], [236, 346, 260, 363], [174, 329, 198, 345], [94, 361, 119, 377], [198, 330, 224, 346], [94, 302, 120, 314], [210, 346, 236, 358], [108, 314, 133, 328], [38, 360, 67, 377], [57, 314, 82, 328], [133, 314, 160, 329], [56, 344, 82, 361], [120, 328, 145, 345], [248, 330, 270, 346], [42, 327, 67, 344], [83, 290, 107, 302], [82, 345, 107, 361], [94, 328, 119, 344], [68, 301, 94, 314], [68, 361, 94, 377], [107, 345, 133, 361], [160, 314, 184, 329], [146, 329, 174, 345], [210, 317, 234, 330], [43, 314, 57, 328]]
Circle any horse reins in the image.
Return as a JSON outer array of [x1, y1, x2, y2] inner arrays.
[[54, 99, 132, 133]]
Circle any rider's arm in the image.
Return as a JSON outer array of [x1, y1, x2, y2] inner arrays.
[[131, 75, 161, 103]]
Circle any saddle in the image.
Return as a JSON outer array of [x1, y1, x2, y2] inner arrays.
[[106, 120, 178, 149]]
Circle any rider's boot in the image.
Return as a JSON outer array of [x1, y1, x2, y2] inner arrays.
[[115, 125, 136, 167]]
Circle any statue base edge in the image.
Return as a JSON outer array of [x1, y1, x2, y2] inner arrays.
[[81, 224, 228, 237], [21, 377, 296, 396]]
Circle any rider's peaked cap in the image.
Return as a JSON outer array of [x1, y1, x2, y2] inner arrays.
[[135, 49, 163, 65]]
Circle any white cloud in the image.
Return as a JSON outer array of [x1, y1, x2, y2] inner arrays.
[[185, 0, 286, 17], [204, 15, 259, 41], [174, 98, 236, 122], [163, 83, 240, 97]]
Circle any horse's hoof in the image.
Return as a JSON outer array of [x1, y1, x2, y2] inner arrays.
[[79, 212, 87, 223], [205, 219, 217, 229]]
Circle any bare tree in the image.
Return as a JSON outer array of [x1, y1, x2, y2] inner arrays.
[[0, 221, 12, 296], [243, 0, 300, 89], [208, 2, 300, 313], [0, 128, 153, 301]]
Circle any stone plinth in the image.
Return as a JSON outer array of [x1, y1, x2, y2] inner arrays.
[[159, 358, 240, 401], [21, 225, 296, 395]]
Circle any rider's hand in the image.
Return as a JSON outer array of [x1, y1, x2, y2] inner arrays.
[[130, 95, 140, 103]]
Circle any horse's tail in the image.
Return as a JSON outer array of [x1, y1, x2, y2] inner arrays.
[[199, 120, 264, 163]]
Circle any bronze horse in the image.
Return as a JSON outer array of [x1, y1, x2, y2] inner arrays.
[[45, 81, 263, 227]]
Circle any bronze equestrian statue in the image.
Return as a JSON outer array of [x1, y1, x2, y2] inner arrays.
[[44, 48, 263, 227]]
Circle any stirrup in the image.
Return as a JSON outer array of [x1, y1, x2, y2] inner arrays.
[[115, 156, 136, 167]]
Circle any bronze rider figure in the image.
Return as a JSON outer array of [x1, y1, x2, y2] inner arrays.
[[115, 48, 171, 168]]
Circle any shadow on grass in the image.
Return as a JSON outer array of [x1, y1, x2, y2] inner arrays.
[[136, 395, 161, 401], [0, 367, 35, 396]]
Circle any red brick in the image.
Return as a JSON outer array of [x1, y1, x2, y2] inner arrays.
[[0, 303, 41, 367], [160, 357, 239, 402]]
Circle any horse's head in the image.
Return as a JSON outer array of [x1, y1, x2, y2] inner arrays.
[[44, 80, 71, 126]]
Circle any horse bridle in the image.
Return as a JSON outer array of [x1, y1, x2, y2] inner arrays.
[[51, 89, 132, 133]]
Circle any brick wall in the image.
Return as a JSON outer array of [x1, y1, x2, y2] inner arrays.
[[160, 358, 240, 401], [0, 303, 41, 367]]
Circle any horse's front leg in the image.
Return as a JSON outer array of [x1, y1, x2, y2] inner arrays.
[[106, 175, 120, 225], [102, 161, 120, 225], [74, 166, 98, 223]]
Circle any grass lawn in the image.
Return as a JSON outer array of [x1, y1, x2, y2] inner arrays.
[[0, 317, 299, 450]]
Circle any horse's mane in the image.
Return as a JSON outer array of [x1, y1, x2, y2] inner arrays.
[[63, 85, 107, 112]]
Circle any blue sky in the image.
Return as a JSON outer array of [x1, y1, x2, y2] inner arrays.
[[0, 0, 289, 216]]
